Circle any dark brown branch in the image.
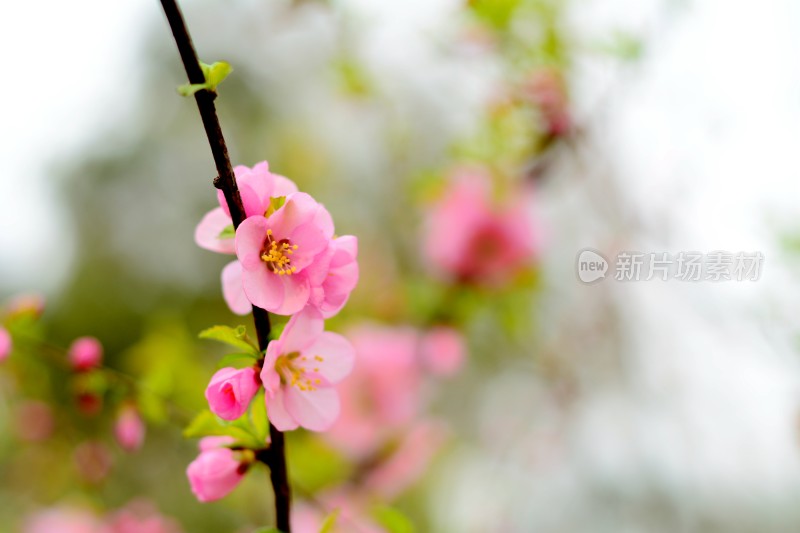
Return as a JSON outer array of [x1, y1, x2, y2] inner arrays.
[[158, 1, 291, 530]]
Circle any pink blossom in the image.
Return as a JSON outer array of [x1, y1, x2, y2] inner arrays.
[[24, 507, 103, 533], [363, 421, 448, 499], [235, 193, 336, 315], [15, 400, 54, 442], [68, 336, 103, 371], [525, 67, 571, 136], [309, 235, 359, 318], [419, 326, 466, 377], [424, 172, 537, 285], [260, 307, 354, 432], [0, 326, 10, 362], [221, 260, 251, 315], [324, 325, 421, 458], [114, 405, 146, 452], [186, 437, 246, 502], [103, 500, 183, 533], [205, 366, 260, 421], [194, 161, 298, 254], [74, 441, 113, 484], [6, 293, 45, 318]]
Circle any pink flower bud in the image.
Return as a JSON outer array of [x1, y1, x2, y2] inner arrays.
[[420, 326, 466, 377], [68, 337, 103, 371], [186, 440, 246, 502], [205, 367, 259, 421], [0, 327, 11, 362], [115, 405, 146, 452]]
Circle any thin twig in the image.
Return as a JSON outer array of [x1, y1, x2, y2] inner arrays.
[[158, 1, 291, 530]]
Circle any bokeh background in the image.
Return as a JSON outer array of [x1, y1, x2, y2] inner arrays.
[[3, 0, 800, 531]]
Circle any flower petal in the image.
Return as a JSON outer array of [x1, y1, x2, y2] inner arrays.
[[280, 307, 323, 354], [266, 389, 299, 432], [235, 216, 269, 269], [221, 261, 251, 315], [270, 274, 311, 316], [284, 386, 340, 432], [195, 208, 235, 254], [302, 332, 355, 384], [242, 264, 285, 312]]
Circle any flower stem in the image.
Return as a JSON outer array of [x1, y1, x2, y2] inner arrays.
[[158, 1, 291, 530]]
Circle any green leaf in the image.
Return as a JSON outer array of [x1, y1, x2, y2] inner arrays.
[[250, 389, 269, 444], [265, 196, 286, 217], [217, 224, 235, 240], [177, 60, 233, 96], [202, 61, 233, 88], [319, 509, 340, 533], [183, 409, 263, 448], [177, 83, 209, 97], [217, 352, 259, 369], [372, 505, 414, 533], [252, 528, 281, 533], [199, 325, 259, 354]]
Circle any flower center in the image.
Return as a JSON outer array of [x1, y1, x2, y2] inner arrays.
[[274, 352, 324, 392], [261, 229, 298, 275]]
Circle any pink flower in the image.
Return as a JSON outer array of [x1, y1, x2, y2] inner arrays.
[[0, 326, 11, 362], [114, 405, 146, 452], [204, 367, 259, 421], [324, 325, 421, 458], [260, 307, 354, 432], [419, 326, 466, 377], [424, 172, 538, 285], [310, 236, 359, 318], [186, 436, 246, 502], [235, 193, 336, 315], [68, 336, 103, 371], [24, 507, 103, 533], [15, 400, 54, 442], [195, 161, 298, 254], [104, 500, 183, 533], [363, 421, 448, 499], [6, 293, 45, 318]]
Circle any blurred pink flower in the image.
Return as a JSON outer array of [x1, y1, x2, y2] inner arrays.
[[103, 500, 183, 533], [235, 193, 336, 315], [114, 405, 146, 452], [309, 235, 359, 319], [419, 326, 466, 377], [205, 366, 259, 421], [424, 172, 537, 285], [325, 325, 421, 458], [186, 437, 246, 502], [364, 421, 448, 500], [74, 441, 113, 484], [15, 400, 54, 442], [0, 326, 10, 362], [194, 161, 298, 254], [68, 336, 103, 371], [6, 293, 45, 318], [24, 507, 103, 533], [261, 307, 354, 432], [292, 493, 384, 533], [525, 67, 571, 136]]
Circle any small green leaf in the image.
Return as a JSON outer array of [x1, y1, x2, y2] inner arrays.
[[372, 505, 414, 533], [217, 352, 259, 369], [177, 60, 233, 97], [319, 509, 340, 533], [218, 224, 235, 240], [183, 409, 262, 448], [202, 61, 233, 88], [177, 83, 210, 97], [250, 389, 269, 443], [252, 528, 281, 533], [265, 196, 286, 217], [199, 325, 259, 354]]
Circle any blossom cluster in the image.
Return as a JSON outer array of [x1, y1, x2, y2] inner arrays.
[[189, 162, 358, 502]]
